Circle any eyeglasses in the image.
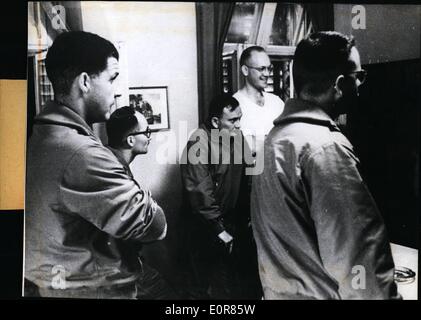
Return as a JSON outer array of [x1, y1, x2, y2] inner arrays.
[[128, 127, 152, 138], [347, 69, 367, 84], [246, 64, 274, 74]]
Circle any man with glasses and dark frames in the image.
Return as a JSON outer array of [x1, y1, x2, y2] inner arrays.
[[106, 106, 178, 299], [107, 107, 152, 165], [233, 46, 285, 163], [251, 31, 400, 299], [348, 70, 367, 83]]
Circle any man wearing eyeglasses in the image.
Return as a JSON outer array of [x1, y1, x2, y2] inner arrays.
[[251, 32, 400, 299], [106, 106, 152, 162], [233, 46, 285, 164], [105, 106, 178, 299]]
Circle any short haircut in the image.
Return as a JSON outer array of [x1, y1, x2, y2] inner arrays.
[[46, 31, 119, 95], [239, 46, 266, 67], [293, 31, 356, 96], [106, 106, 139, 148], [206, 94, 239, 127]]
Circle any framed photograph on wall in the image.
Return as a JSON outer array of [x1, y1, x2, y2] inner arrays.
[[128, 86, 169, 131]]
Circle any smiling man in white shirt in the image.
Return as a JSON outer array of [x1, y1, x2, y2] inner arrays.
[[233, 46, 285, 163]]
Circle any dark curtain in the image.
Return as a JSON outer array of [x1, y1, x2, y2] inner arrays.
[[196, 2, 235, 123], [304, 3, 334, 32]]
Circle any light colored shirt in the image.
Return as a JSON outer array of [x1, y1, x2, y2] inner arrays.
[[233, 90, 284, 168], [233, 90, 284, 139]]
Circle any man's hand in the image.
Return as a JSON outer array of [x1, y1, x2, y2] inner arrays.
[[217, 230, 234, 254]]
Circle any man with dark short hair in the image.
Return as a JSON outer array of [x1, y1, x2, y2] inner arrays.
[[106, 106, 152, 162], [251, 32, 400, 299], [180, 94, 261, 299], [105, 106, 178, 299], [25, 31, 167, 299]]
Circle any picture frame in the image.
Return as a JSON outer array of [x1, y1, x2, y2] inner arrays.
[[128, 86, 170, 131]]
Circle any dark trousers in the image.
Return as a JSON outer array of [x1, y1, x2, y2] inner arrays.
[[187, 227, 262, 300], [189, 248, 237, 299], [135, 263, 178, 300]]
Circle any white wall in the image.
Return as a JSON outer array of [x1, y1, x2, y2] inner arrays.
[[81, 2, 198, 279]]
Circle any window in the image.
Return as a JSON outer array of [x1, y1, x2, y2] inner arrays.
[[270, 58, 293, 102], [37, 58, 54, 112], [222, 51, 238, 95], [226, 2, 263, 44], [269, 3, 313, 46]]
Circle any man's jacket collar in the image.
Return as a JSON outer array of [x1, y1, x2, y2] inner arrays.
[[274, 98, 340, 132], [34, 100, 95, 137]]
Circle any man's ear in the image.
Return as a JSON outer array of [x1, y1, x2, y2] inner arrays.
[[333, 75, 345, 98], [241, 65, 248, 77], [126, 135, 135, 147], [211, 116, 220, 129], [78, 72, 91, 94]]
